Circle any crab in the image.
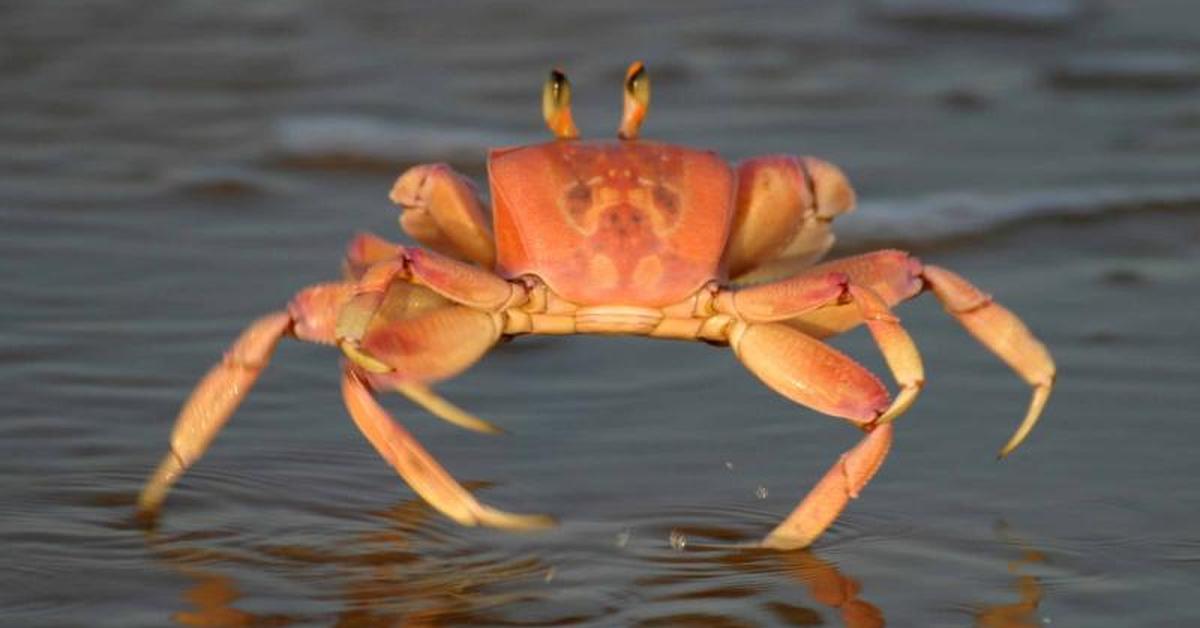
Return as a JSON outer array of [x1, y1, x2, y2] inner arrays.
[[138, 62, 1055, 549]]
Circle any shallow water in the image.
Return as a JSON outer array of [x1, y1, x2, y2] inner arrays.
[[3, 2, 1199, 626]]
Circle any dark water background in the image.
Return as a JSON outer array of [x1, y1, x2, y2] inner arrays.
[[3, 1, 1199, 626]]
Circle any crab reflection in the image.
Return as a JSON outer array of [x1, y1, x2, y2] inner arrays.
[[144, 489, 555, 626], [143, 501, 1048, 626], [173, 571, 291, 627], [975, 523, 1048, 628], [642, 525, 884, 628]]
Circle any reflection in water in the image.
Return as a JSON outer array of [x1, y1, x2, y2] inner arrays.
[[626, 519, 886, 626], [144, 493, 555, 626], [4, 0, 1200, 623], [766, 550, 884, 628], [731, 548, 885, 628], [175, 572, 291, 627], [142, 498, 1050, 626], [975, 524, 1047, 628]]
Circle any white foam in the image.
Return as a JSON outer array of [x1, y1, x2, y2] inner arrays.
[[838, 184, 1200, 248], [867, 0, 1088, 31], [271, 115, 519, 166]]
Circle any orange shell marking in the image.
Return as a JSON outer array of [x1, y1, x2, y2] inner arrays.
[[488, 140, 734, 307]]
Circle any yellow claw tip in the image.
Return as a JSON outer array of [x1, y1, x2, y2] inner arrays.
[[475, 423, 507, 436], [339, 340, 393, 374], [396, 383, 506, 435], [874, 384, 921, 427]]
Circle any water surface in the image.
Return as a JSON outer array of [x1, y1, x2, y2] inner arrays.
[[3, 2, 1199, 626]]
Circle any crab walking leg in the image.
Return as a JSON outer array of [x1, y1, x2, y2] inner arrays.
[[716, 271, 850, 323], [846, 284, 925, 426], [137, 312, 292, 518], [730, 321, 890, 425], [785, 250, 924, 339], [138, 283, 354, 519], [761, 425, 893, 550], [922, 266, 1056, 457], [785, 252, 1053, 455], [721, 274, 923, 426], [729, 319, 904, 548], [341, 370, 554, 530]]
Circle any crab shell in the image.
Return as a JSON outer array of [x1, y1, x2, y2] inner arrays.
[[490, 140, 733, 307]]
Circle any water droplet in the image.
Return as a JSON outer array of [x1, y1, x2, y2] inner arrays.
[[755, 485, 769, 499], [669, 529, 687, 551], [544, 566, 556, 582], [616, 529, 631, 548], [724, 461, 735, 470]]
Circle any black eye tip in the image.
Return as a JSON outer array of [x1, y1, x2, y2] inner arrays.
[[625, 63, 646, 92], [545, 68, 572, 105]]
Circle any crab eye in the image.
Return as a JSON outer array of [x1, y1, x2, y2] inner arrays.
[[618, 61, 650, 140], [542, 68, 580, 140], [625, 62, 649, 104]]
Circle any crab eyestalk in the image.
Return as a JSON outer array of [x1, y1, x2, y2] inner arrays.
[[542, 69, 580, 140], [618, 61, 650, 140]]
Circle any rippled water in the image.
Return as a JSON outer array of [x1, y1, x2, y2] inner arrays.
[[3, 2, 1199, 626]]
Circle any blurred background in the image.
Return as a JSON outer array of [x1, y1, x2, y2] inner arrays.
[[2, 1, 1198, 626]]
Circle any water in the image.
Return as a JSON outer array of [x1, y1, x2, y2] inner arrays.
[[3, 2, 1199, 625]]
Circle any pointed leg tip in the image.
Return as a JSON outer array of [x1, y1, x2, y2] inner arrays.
[[133, 492, 165, 530], [760, 532, 815, 552], [456, 420, 508, 436], [133, 507, 160, 530], [475, 508, 558, 531], [996, 429, 1028, 460], [442, 412, 506, 436], [434, 411, 506, 436], [136, 452, 185, 521], [997, 384, 1051, 460]]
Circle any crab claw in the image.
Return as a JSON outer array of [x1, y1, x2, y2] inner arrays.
[[349, 303, 499, 383]]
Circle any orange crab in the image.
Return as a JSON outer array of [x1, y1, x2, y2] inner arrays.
[[138, 63, 1055, 549]]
